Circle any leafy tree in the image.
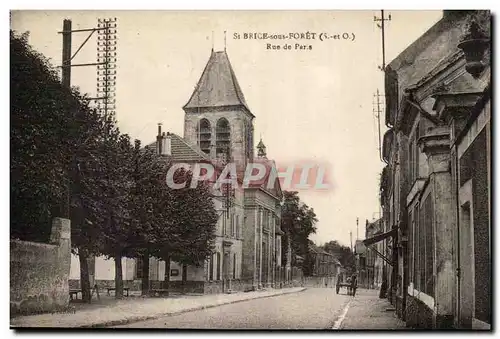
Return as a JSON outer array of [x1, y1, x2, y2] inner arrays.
[[10, 30, 81, 242], [127, 145, 218, 296], [68, 102, 110, 302], [127, 141, 174, 295], [11, 30, 120, 302], [280, 191, 318, 276], [151, 167, 217, 294], [96, 129, 135, 299], [322, 240, 355, 271]]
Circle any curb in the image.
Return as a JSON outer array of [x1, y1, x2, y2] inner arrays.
[[78, 287, 307, 328]]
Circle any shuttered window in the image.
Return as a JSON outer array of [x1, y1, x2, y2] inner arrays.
[[423, 194, 434, 297]]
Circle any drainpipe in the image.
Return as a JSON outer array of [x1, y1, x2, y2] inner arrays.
[[454, 146, 461, 327]]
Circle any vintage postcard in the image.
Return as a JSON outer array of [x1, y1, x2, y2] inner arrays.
[[10, 10, 491, 330]]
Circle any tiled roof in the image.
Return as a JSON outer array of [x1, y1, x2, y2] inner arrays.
[[309, 243, 335, 257], [245, 157, 283, 199], [183, 50, 250, 112], [309, 244, 343, 266], [145, 133, 210, 162]]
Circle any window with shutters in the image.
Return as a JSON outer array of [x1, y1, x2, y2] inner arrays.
[[419, 202, 426, 292], [415, 194, 435, 297], [414, 203, 420, 291], [216, 252, 221, 281], [235, 215, 240, 239], [208, 254, 214, 281], [233, 253, 236, 279], [408, 209, 414, 285], [232, 214, 236, 237], [423, 194, 434, 296]]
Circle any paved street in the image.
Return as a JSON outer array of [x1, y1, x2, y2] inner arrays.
[[114, 288, 351, 329]]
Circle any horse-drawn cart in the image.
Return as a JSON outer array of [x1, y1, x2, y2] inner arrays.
[[336, 277, 357, 296]]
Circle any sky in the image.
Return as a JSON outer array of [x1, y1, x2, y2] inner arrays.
[[10, 10, 443, 247]]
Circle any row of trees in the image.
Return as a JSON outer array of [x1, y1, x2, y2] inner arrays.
[[11, 31, 218, 301], [279, 191, 355, 276], [280, 191, 318, 276]]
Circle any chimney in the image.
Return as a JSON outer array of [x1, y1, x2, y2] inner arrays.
[[156, 123, 163, 155], [160, 132, 171, 156]]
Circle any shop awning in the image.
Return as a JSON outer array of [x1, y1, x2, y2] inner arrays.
[[363, 228, 397, 247]]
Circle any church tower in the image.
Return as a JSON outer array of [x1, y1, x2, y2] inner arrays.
[[182, 49, 255, 170]]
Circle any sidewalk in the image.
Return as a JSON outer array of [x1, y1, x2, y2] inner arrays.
[[338, 289, 407, 330], [11, 287, 306, 328]]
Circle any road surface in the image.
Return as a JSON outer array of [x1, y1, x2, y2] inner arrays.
[[114, 288, 352, 329]]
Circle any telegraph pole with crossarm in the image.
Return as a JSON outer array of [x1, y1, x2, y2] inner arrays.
[[59, 17, 118, 219], [374, 10, 392, 71]]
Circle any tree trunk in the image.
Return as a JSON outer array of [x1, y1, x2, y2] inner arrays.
[[163, 253, 170, 297], [114, 254, 124, 299], [181, 264, 187, 294], [79, 250, 92, 303], [141, 251, 150, 296]]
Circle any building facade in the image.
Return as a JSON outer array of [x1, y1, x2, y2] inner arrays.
[[364, 219, 383, 289], [378, 10, 491, 329], [309, 243, 341, 277]]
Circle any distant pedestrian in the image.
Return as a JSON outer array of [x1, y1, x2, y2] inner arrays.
[[350, 274, 358, 297]]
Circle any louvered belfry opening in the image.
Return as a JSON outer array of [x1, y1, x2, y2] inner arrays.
[[198, 118, 211, 154], [216, 118, 231, 160]]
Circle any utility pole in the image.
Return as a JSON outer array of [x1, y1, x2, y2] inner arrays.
[[60, 19, 72, 219], [350, 231, 353, 253], [58, 17, 118, 300], [373, 89, 384, 162], [356, 217, 359, 240], [374, 10, 392, 71], [58, 17, 117, 110], [61, 20, 72, 89]]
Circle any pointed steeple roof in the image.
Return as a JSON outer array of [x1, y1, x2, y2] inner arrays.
[[183, 50, 252, 115], [257, 138, 267, 158]]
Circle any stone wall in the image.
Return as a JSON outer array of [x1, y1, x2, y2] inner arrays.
[[230, 278, 254, 292], [203, 279, 254, 294], [204, 281, 223, 294], [303, 275, 337, 288], [149, 280, 205, 294], [10, 218, 71, 316]]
